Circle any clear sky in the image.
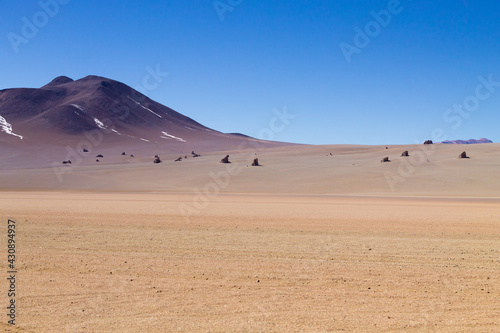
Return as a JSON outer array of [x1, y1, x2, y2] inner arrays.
[[1, 0, 499, 144]]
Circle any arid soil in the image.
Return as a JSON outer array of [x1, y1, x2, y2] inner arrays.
[[1, 192, 498, 332]]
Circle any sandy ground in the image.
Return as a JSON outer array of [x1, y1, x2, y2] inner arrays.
[[1, 191, 499, 332], [1, 143, 499, 197]]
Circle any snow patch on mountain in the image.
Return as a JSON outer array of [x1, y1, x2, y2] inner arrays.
[[127, 96, 162, 118], [93, 118, 107, 130], [161, 131, 186, 142], [0, 114, 23, 139], [71, 104, 86, 113]]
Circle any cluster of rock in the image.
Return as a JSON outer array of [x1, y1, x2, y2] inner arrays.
[[63, 151, 139, 164], [173, 151, 202, 162], [380, 144, 471, 163], [62, 143, 473, 167]]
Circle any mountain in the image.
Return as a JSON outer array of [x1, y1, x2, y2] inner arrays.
[[0, 75, 290, 168], [0, 75, 227, 141], [441, 138, 493, 144], [0, 75, 287, 146]]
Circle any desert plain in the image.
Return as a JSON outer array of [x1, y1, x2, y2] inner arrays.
[[1, 142, 499, 332]]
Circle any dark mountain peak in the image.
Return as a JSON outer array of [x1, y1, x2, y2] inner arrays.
[[0, 74, 215, 140], [43, 76, 74, 88], [76, 75, 133, 95], [228, 132, 252, 138], [79, 75, 110, 82], [78, 75, 123, 86]]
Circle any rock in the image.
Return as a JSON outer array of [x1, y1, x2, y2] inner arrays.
[[175, 157, 182, 162], [381, 157, 390, 163], [251, 158, 260, 166], [96, 154, 104, 158], [83, 149, 89, 153], [401, 151, 409, 157], [424, 140, 433, 145], [458, 151, 469, 159], [153, 156, 162, 163], [62, 160, 72, 164], [130, 155, 134, 157], [96, 159, 100, 162], [121, 152, 126, 156], [220, 155, 230, 164]]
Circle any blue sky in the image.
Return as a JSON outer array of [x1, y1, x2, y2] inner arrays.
[[1, 0, 499, 144]]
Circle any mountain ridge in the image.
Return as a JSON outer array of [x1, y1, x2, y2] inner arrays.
[[0, 75, 292, 168], [440, 138, 493, 144], [0, 75, 257, 145]]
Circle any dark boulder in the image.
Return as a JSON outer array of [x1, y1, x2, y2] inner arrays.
[[401, 151, 409, 157], [424, 140, 433, 145], [220, 155, 230, 164], [153, 156, 162, 163], [459, 151, 469, 159], [380, 157, 390, 163], [251, 158, 260, 166]]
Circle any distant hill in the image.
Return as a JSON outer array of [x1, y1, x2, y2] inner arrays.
[[0, 75, 292, 168], [0, 75, 216, 141], [441, 138, 493, 144], [0, 75, 281, 150]]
